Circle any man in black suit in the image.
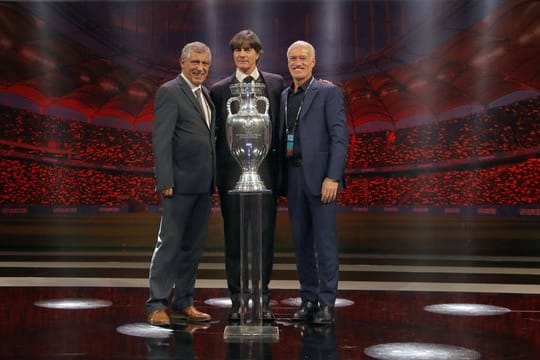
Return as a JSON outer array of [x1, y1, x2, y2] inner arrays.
[[210, 30, 285, 322], [146, 41, 215, 326]]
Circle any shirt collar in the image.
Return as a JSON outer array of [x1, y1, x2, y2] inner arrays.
[[181, 73, 201, 92], [290, 76, 314, 94], [236, 68, 260, 83]]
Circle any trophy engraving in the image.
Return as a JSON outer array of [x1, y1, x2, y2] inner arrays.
[[226, 82, 271, 192]]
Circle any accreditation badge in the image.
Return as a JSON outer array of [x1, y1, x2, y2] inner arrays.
[[286, 133, 294, 158]]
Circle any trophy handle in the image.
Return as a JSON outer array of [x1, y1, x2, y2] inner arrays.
[[226, 97, 240, 116], [256, 96, 270, 115]]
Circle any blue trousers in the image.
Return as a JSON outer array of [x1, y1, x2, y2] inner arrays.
[[287, 164, 339, 307]]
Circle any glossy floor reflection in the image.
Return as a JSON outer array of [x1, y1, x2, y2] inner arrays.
[[1, 287, 539, 359]]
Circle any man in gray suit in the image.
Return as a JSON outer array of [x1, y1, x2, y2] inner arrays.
[[146, 41, 215, 326]]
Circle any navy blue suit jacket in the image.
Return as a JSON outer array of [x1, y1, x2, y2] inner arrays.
[[280, 80, 348, 196]]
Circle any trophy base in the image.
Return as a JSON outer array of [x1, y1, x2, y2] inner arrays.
[[223, 325, 279, 342], [232, 172, 269, 192]]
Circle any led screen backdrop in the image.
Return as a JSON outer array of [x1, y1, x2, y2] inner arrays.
[[0, 0, 538, 217]]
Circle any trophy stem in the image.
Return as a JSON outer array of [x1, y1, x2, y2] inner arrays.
[[223, 192, 278, 342]]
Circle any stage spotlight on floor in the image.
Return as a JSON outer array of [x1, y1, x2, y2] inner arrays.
[[281, 297, 354, 307], [364, 342, 481, 360], [117, 323, 173, 339], [204, 297, 232, 308], [34, 298, 112, 310], [424, 303, 511, 316]]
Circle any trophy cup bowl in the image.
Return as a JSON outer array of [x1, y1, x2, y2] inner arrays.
[[226, 82, 271, 192]]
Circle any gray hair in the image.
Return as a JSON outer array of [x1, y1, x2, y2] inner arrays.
[[286, 40, 316, 59], [181, 41, 212, 63]]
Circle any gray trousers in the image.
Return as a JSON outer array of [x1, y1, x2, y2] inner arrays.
[[146, 193, 211, 313]]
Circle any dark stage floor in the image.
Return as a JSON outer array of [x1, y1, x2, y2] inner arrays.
[[1, 249, 539, 359], [1, 213, 539, 359]]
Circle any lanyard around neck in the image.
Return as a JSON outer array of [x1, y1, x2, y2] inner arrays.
[[285, 77, 315, 133]]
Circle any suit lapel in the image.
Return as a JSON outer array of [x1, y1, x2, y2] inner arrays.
[[259, 72, 272, 99], [201, 87, 215, 130], [177, 76, 197, 107], [224, 73, 239, 113], [298, 80, 319, 121], [227, 73, 237, 97], [177, 75, 211, 129]]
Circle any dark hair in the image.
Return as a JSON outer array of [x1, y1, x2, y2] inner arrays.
[[229, 29, 264, 56]]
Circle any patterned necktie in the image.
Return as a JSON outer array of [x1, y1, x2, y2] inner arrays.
[[195, 88, 210, 126]]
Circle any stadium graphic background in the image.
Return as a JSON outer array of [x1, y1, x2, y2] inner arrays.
[[0, 1, 538, 251]]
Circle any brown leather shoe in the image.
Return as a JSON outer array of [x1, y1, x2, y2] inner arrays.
[[147, 309, 170, 326], [171, 305, 211, 323]]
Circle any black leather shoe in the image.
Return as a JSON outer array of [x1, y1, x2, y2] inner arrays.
[[312, 304, 334, 325], [228, 301, 240, 323], [262, 302, 275, 322], [292, 300, 319, 322]]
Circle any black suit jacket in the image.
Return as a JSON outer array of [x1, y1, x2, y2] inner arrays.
[[210, 71, 285, 195], [153, 75, 216, 194]]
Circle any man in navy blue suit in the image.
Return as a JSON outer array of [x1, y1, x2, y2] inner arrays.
[[280, 40, 348, 325]]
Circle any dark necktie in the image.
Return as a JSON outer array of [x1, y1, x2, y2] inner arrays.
[[243, 76, 254, 83]]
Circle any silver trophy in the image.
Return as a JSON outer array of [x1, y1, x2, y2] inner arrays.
[[226, 82, 271, 192]]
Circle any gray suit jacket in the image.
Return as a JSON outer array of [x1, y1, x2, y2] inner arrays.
[[152, 75, 216, 194]]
